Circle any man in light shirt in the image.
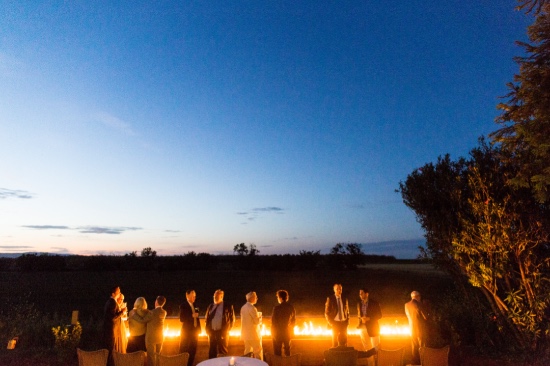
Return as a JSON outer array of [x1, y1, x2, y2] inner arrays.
[[240, 291, 263, 359], [324, 284, 350, 347], [205, 289, 235, 359]]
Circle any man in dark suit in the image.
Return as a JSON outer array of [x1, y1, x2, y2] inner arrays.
[[405, 291, 427, 365], [270, 290, 296, 356], [103, 285, 126, 366], [205, 289, 235, 359], [357, 288, 382, 366], [325, 283, 350, 347], [179, 290, 201, 366]]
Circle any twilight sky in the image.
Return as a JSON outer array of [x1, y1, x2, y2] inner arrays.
[[0, 1, 531, 258]]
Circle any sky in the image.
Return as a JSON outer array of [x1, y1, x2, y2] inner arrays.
[[0, 1, 532, 258]]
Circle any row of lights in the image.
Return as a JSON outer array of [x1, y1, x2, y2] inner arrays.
[[160, 320, 410, 338]]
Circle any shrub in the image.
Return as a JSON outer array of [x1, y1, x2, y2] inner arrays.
[[51, 322, 81, 362]]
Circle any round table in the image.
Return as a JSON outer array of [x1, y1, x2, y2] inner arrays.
[[197, 356, 268, 366]]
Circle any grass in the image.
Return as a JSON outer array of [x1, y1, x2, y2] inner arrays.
[[0, 265, 453, 320]]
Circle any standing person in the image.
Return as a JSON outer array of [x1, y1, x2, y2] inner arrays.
[[116, 293, 129, 353], [357, 288, 382, 366], [145, 296, 167, 366], [405, 291, 427, 365], [325, 284, 350, 347], [127, 297, 150, 353], [240, 291, 263, 359], [179, 290, 202, 366], [270, 290, 296, 356], [103, 286, 126, 366], [205, 289, 235, 359]]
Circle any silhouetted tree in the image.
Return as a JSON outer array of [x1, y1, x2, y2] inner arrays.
[[492, 4, 550, 203], [398, 139, 550, 351], [233, 243, 249, 255], [140, 247, 156, 257], [249, 244, 260, 256]]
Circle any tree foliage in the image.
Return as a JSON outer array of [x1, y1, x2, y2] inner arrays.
[[398, 140, 550, 351], [328, 242, 366, 270], [491, 4, 550, 203], [140, 247, 156, 257], [233, 243, 249, 256], [516, 0, 549, 14]]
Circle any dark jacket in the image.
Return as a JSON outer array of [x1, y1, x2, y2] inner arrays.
[[180, 302, 202, 333], [205, 301, 235, 334], [102, 297, 124, 346], [356, 299, 382, 336], [325, 295, 350, 326], [271, 301, 296, 341]]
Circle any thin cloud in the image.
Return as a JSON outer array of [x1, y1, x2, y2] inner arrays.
[[22, 225, 69, 230], [165, 230, 181, 233], [50, 247, 72, 254], [94, 112, 136, 136], [0, 188, 34, 199], [0, 245, 33, 249], [237, 206, 285, 223], [78, 226, 142, 235], [252, 207, 284, 213]]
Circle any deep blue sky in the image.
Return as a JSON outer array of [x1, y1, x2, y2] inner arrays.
[[0, 1, 532, 258]]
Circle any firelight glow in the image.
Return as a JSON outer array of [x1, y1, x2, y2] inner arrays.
[[156, 317, 411, 339]]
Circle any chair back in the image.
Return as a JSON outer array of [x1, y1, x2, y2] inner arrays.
[[376, 348, 404, 366], [243, 352, 255, 358], [113, 350, 147, 366], [265, 353, 302, 366], [323, 348, 358, 366], [419, 345, 450, 366], [157, 352, 190, 366], [77, 348, 109, 366]]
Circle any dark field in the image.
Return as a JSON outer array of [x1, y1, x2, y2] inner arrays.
[[0, 264, 452, 320]]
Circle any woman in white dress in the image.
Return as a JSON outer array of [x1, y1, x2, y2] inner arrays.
[[116, 293, 129, 353]]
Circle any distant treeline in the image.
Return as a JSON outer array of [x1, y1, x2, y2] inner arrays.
[[0, 251, 412, 272]]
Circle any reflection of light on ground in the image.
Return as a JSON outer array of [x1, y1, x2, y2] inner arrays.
[[157, 317, 410, 339]]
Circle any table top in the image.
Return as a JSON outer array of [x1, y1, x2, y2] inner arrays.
[[197, 356, 268, 366]]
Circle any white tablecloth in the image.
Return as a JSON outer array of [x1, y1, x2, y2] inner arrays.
[[197, 356, 268, 366]]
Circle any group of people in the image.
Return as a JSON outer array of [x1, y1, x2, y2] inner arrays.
[[103, 286, 167, 366], [103, 284, 428, 366]]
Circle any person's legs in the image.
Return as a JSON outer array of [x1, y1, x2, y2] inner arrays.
[[282, 339, 291, 357], [180, 330, 198, 366], [146, 341, 155, 366], [243, 340, 254, 355], [179, 329, 190, 354], [334, 321, 348, 346], [359, 329, 372, 351], [411, 335, 421, 364], [273, 339, 283, 356], [187, 334, 198, 366], [368, 335, 380, 366], [252, 339, 263, 360], [217, 331, 229, 356], [208, 332, 219, 359]]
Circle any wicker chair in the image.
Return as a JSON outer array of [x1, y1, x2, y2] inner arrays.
[[323, 348, 358, 366], [113, 350, 147, 366], [376, 348, 404, 366], [77, 348, 109, 366], [157, 352, 190, 366], [419, 345, 450, 366], [265, 353, 302, 366]]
